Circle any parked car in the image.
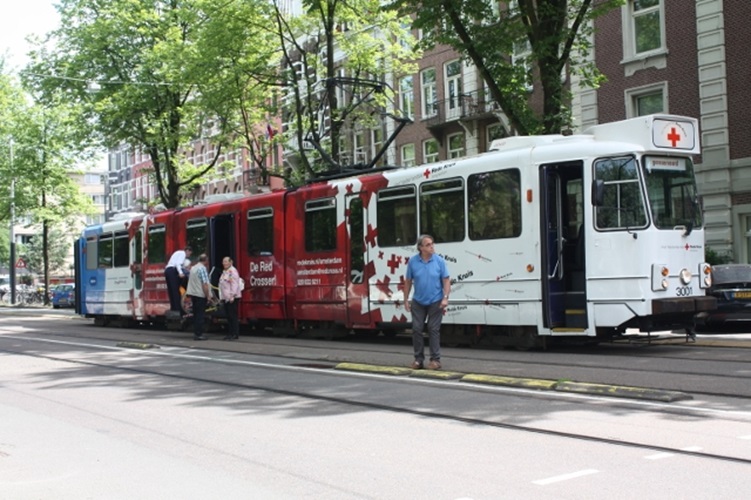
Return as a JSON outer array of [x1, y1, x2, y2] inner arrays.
[[52, 284, 75, 309], [695, 264, 751, 332]]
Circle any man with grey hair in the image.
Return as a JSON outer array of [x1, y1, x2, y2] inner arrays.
[[403, 234, 451, 370]]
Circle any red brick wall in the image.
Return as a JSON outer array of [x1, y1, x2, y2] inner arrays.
[[594, 2, 701, 124]]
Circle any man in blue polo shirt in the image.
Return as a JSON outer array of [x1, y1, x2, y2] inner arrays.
[[403, 234, 451, 370]]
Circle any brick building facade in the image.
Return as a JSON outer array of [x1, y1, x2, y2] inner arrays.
[[107, 1, 751, 263]]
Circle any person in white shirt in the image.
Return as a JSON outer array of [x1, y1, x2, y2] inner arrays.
[[165, 246, 192, 314]]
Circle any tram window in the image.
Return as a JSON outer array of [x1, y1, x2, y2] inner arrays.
[[113, 231, 129, 267], [187, 218, 208, 255], [86, 236, 98, 270], [377, 186, 416, 247], [421, 178, 465, 243], [565, 180, 584, 238], [594, 156, 648, 230], [148, 225, 166, 263], [468, 170, 521, 240], [98, 234, 113, 268], [134, 230, 142, 263], [643, 156, 702, 230], [305, 198, 337, 252], [247, 207, 274, 255]]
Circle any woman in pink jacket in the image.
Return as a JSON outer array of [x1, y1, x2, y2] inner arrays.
[[219, 256, 242, 340]]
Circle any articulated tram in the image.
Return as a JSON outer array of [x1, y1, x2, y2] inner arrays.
[[75, 114, 715, 347]]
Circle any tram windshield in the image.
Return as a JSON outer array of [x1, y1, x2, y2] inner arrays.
[[593, 156, 648, 230], [641, 155, 703, 231]]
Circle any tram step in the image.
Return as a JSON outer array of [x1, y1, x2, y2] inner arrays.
[[565, 308, 587, 328]]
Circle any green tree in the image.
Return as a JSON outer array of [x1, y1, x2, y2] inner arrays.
[[21, 227, 72, 278], [390, 0, 623, 135], [24, 0, 227, 208], [1, 63, 97, 300], [187, 0, 282, 189], [7, 99, 97, 302], [272, 0, 419, 181]]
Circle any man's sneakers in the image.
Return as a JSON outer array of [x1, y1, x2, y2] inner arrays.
[[412, 359, 442, 370]]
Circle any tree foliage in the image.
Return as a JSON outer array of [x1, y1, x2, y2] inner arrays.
[[24, 0, 279, 208], [21, 227, 73, 277], [188, 0, 282, 188], [0, 65, 97, 289], [389, 0, 623, 134], [271, 0, 419, 182]]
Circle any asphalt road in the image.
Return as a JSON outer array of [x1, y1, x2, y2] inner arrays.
[[2, 321, 751, 499]]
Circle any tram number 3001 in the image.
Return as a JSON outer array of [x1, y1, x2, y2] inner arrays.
[[675, 286, 693, 297]]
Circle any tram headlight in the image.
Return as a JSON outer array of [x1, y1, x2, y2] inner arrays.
[[652, 264, 669, 291], [680, 268, 692, 285], [700, 263, 712, 289]]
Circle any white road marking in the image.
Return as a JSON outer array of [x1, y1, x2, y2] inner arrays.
[[739, 435, 751, 440], [681, 446, 702, 452], [533, 469, 598, 485], [645, 452, 674, 460]]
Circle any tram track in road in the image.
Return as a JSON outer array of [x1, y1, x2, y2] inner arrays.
[[5, 313, 751, 400], [2, 333, 751, 469]]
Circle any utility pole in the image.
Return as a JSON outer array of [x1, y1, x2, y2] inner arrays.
[[9, 137, 16, 305]]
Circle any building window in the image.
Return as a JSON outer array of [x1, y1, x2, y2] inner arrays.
[[421, 68, 437, 118], [401, 144, 416, 167], [371, 126, 384, 166], [447, 133, 465, 159], [423, 139, 439, 164], [84, 173, 103, 184], [354, 130, 366, 164], [623, 0, 664, 60], [399, 76, 414, 119], [487, 123, 507, 146], [625, 82, 667, 117], [445, 60, 463, 119]]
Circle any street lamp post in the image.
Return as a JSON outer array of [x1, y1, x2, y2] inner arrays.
[[9, 138, 16, 305]]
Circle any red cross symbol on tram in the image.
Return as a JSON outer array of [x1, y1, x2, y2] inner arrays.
[[365, 224, 378, 247], [667, 127, 681, 147], [387, 253, 401, 274], [423, 168, 431, 179]]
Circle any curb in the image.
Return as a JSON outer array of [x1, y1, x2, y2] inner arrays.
[[461, 373, 558, 391], [554, 381, 691, 402], [334, 363, 692, 402], [334, 363, 413, 376], [410, 370, 464, 380], [116, 342, 160, 350]]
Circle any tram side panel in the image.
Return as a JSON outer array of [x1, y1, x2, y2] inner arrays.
[[78, 216, 145, 320], [140, 210, 176, 319], [363, 156, 544, 336], [284, 184, 350, 330], [242, 192, 288, 325]]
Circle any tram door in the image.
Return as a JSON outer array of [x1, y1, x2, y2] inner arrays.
[[131, 227, 144, 314], [541, 162, 588, 330], [209, 214, 236, 290], [346, 194, 370, 326]]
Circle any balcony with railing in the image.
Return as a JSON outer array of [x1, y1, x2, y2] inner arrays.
[[424, 89, 500, 131]]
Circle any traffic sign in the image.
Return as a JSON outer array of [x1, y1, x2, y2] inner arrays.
[[15, 258, 25, 269]]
